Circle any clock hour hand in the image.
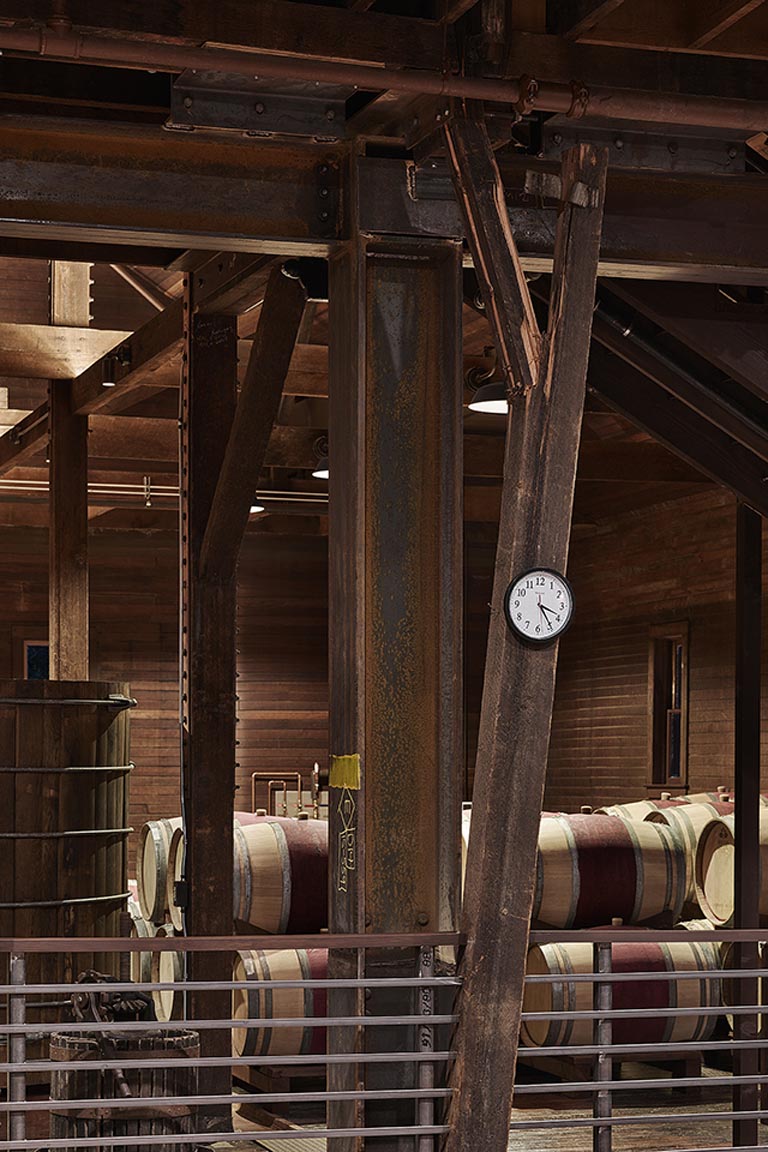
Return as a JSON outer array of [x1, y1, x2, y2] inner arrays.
[[539, 603, 555, 629]]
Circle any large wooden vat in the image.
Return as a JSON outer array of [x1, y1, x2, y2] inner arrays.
[[0, 679, 132, 994], [232, 948, 327, 1059], [233, 817, 328, 933], [50, 1029, 199, 1152], [522, 937, 721, 1047], [647, 802, 734, 903], [694, 812, 768, 925], [535, 814, 686, 928]]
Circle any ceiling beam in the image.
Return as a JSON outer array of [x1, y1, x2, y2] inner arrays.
[[0, 1, 444, 71], [0, 324, 131, 379], [547, 0, 628, 39], [689, 0, 766, 47], [589, 342, 768, 516], [599, 280, 768, 400]]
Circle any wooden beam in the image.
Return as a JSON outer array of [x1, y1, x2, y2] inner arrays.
[[199, 266, 306, 581], [443, 127, 607, 1152], [48, 262, 91, 680], [589, 342, 768, 516], [689, 0, 766, 47], [443, 0, 482, 21], [0, 323, 130, 379], [180, 296, 238, 1130], [547, 0, 628, 38], [600, 280, 768, 402], [48, 382, 89, 679], [109, 265, 173, 311]]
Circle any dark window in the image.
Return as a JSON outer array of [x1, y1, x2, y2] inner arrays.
[[24, 642, 49, 680], [649, 626, 688, 788]]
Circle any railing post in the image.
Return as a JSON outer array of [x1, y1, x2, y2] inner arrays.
[[593, 940, 612, 1152], [9, 951, 26, 1142], [418, 945, 435, 1152]]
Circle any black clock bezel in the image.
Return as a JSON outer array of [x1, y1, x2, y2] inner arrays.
[[503, 567, 574, 646]]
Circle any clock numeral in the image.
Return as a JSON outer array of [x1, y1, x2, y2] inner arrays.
[[535, 625, 541, 634], [514, 600, 520, 608]]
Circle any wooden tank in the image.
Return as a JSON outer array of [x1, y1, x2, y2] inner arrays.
[[0, 679, 133, 999]]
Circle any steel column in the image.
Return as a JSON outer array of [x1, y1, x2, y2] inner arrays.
[[328, 233, 463, 1151]]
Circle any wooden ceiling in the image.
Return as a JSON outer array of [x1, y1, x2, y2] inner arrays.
[[0, 0, 766, 532]]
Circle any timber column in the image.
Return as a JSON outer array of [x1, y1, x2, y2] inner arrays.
[[180, 279, 238, 1129], [328, 224, 463, 1148]]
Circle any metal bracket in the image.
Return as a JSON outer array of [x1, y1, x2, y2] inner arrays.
[[542, 115, 746, 173], [167, 71, 349, 141], [524, 170, 600, 208]]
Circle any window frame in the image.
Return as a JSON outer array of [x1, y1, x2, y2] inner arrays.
[[647, 621, 689, 793]]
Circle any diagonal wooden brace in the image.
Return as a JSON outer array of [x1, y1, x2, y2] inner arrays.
[[442, 121, 607, 1152]]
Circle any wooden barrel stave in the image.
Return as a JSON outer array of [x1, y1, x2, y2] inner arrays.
[[136, 817, 181, 925], [232, 948, 327, 1059], [234, 818, 328, 933], [648, 802, 734, 905], [522, 938, 722, 1048], [150, 925, 183, 1022], [535, 814, 686, 929], [694, 812, 768, 926]]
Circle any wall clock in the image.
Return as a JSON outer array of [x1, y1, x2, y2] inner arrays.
[[504, 569, 573, 644]]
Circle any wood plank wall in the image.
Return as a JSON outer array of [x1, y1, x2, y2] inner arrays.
[[0, 483, 760, 870], [467, 488, 751, 810], [0, 525, 328, 871]]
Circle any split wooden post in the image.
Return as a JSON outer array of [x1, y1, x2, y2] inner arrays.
[[327, 226, 463, 1149], [180, 283, 238, 1131], [48, 262, 92, 680], [442, 121, 607, 1152]]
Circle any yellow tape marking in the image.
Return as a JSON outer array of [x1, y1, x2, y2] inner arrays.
[[330, 753, 361, 790]]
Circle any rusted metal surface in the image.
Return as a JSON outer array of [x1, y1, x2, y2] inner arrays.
[[2, 21, 768, 130]]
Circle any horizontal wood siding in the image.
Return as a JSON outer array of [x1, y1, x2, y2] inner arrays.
[[0, 525, 328, 872]]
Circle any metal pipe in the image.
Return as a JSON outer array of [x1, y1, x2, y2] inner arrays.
[[0, 24, 768, 131], [592, 940, 612, 1152], [418, 946, 436, 1152], [8, 953, 25, 1144]]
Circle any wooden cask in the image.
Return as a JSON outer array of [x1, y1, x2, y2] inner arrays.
[[51, 1029, 199, 1151], [595, 799, 686, 820], [694, 812, 768, 926], [136, 817, 182, 924], [232, 948, 327, 1058], [535, 814, 686, 928], [150, 925, 183, 1022], [647, 802, 734, 903], [522, 937, 721, 1048], [128, 898, 153, 986], [233, 817, 328, 933]]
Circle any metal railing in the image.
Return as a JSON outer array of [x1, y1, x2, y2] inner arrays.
[[515, 926, 768, 1152], [0, 931, 461, 1150]]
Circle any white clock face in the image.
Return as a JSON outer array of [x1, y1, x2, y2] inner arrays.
[[504, 569, 573, 643]]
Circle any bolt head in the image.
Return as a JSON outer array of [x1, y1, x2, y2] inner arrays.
[[614, 137, 624, 150], [552, 132, 562, 145], [325, 108, 336, 121], [183, 95, 193, 109], [255, 102, 265, 114]]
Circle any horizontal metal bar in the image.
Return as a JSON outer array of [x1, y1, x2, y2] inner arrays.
[[513, 1073, 768, 1095], [0, 826, 131, 839], [0, 891, 130, 909], [0, 695, 136, 708], [509, 1110, 768, 1130], [0, 1051, 456, 1073], [0, 1014, 458, 1034], [529, 929, 768, 943], [524, 967, 765, 983], [0, 1126, 451, 1150], [512, 1038, 768, 1057], [0, 764, 133, 774], [0, 976, 462, 994], [0, 1088, 454, 1113], [521, 1004, 760, 1021], [0, 931, 462, 952]]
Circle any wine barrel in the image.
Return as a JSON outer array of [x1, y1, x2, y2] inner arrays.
[[595, 799, 686, 820], [522, 937, 721, 1047], [686, 791, 732, 805], [535, 814, 686, 928], [232, 948, 327, 1059], [150, 925, 183, 1022], [695, 812, 768, 926], [128, 899, 153, 986], [647, 802, 734, 903], [136, 817, 181, 924], [233, 817, 328, 933], [51, 1029, 199, 1152]]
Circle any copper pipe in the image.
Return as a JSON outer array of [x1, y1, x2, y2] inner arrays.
[[1, 24, 768, 131]]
